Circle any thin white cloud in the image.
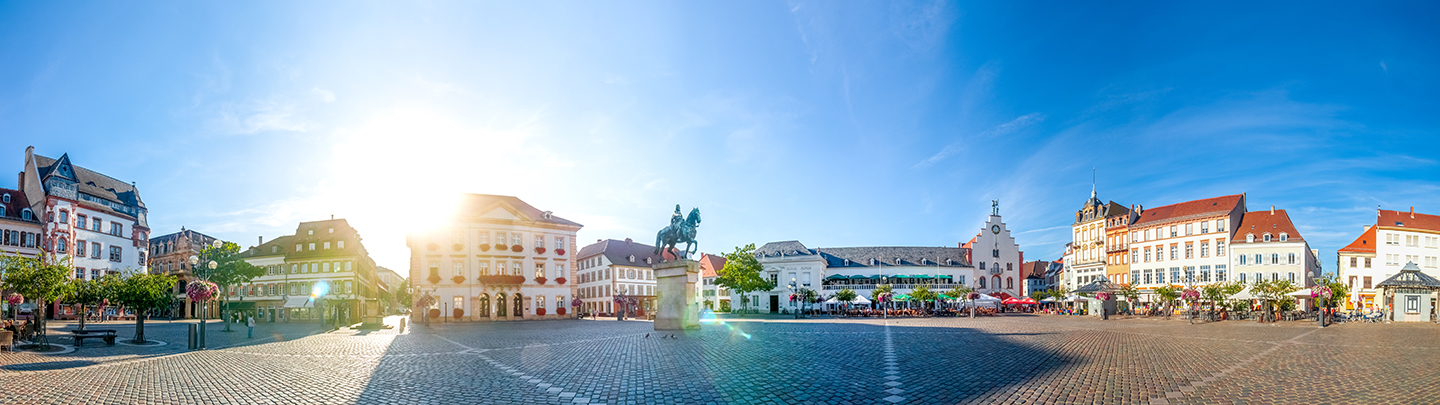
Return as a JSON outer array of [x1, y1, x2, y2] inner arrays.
[[913, 112, 1044, 169]]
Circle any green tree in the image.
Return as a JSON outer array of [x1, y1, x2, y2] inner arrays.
[[1253, 279, 1298, 322], [715, 244, 775, 315], [911, 284, 937, 310], [1118, 284, 1140, 315], [396, 278, 413, 307], [1155, 285, 1179, 318], [1201, 283, 1228, 321], [0, 253, 75, 349], [872, 283, 894, 301], [112, 272, 178, 343], [834, 288, 857, 304], [193, 241, 264, 329], [62, 275, 119, 331]]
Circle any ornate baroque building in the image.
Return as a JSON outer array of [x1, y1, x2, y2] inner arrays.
[[575, 238, 664, 316], [1127, 194, 1245, 294], [406, 194, 581, 321], [148, 227, 220, 318], [238, 218, 381, 324]]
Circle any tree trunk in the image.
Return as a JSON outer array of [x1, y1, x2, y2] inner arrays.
[[36, 299, 48, 348], [134, 315, 146, 343], [77, 304, 87, 332]]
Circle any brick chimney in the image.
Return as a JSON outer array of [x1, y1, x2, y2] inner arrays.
[[1411, 206, 1416, 218], [259, 236, 264, 246], [1270, 205, 1275, 215]]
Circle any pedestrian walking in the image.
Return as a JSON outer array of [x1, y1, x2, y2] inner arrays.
[[246, 315, 255, 339]]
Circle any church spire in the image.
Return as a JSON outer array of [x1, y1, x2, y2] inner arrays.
[[1090, 167, 1096, 199]]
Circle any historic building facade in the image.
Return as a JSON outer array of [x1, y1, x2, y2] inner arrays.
[[575, 238, 664, 316], [406, 194, 581, 321], [21, 147, 150, 277], [148, 228, 221, 318], [1338, 207, 1440, 311], [1127, 194, 1245, 294], [1105, 205, 1137, 285], [1068, 189, 1109, 290], [697, 253, 728, 311], [0, 187, 43, 258], [1230, 207, 1320, 288], [238, 218, 381, 324]]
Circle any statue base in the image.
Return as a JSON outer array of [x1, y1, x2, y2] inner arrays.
[[654, 259, 701, 331]]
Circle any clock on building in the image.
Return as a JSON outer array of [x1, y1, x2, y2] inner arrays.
[[991, 225, 1001, 234]]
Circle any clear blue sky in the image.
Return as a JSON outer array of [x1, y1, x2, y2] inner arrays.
[[2, 2, 1437, 274]]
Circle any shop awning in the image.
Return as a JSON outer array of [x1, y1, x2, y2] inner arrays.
[[283, 296, 315, 309], [826, 274, 848, 280], [934, 275, 953, 280], [223, 301, 256, 310], [850, 275, 870, 280]]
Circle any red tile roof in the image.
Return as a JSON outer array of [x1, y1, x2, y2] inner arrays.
[[1376, 209, 1440, 233], [0, 188, 39, 224], [1338, 226, 1376, 254], [1231, 209, 1305, 243], [1132, 194, 1245, 228], [698, 253, 726, 278]]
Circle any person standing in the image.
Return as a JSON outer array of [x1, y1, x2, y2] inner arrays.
[[246, 315, 255, 339]]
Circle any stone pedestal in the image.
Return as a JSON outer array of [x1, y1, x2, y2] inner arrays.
[[655, 259, 701, 331]]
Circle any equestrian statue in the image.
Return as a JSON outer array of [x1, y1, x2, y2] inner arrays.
[[654, 204, 702, 259]]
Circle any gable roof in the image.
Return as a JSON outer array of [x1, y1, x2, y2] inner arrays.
[[456, 194, 582, 228], [756, 240, 814, 257], [1133, 194, 1244, 228], [239, 235, 295, 258], [815, 246, 971, 268], [1232, 209, 1305, 243], [1338, 226, 1377, 254], [1022, 260, 1052, 279], [698, 253, 726, 278], [0, 188, 40, 225], [576, 238, 665, 268], [34, 154, 145, 208], [1376, 209, 1440, 233]]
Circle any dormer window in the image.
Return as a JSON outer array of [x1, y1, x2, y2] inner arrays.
[[328, 228, 334, 234], [843, 259, 851, 266], [1246, 234, 1254, 243], [946, 259, 954, 265], [272, 246, 278, 253], [645, 257, 653, 264], [628, 255, 635, 263], [1279, 233, 1288, 242], [1, 194, 8, 203], [1262, 233, 1272, 242], [870, 258, 878, 266], [895, 257, 901, 265], [21, 209, 33, 221]]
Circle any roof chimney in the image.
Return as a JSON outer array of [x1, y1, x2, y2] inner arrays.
[[1411, 206, 1415, 218], [16, 172, 22, 190], [1270, 205, 1275, 215], [259, 236, 264, 245], [625, 238, 632, 244]]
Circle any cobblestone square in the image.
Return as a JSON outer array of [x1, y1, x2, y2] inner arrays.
[[2, 315, 1438, 404]]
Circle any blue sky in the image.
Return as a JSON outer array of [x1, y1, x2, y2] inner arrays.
[[2, 2, 1438, 274]]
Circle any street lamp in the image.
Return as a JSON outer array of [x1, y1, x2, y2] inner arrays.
[[789, 278, 798, 319], [881, 276, 888, 320], [188, 253, 218, 349]]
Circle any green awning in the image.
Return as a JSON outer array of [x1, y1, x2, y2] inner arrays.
[[934, 275, 953, 279], [892, 294, 912, 301], [222, 301, 256, 310], [893, 275, 912, 279], [850, 275, 870, 279], [869, 275, 882, 280], [938, 293, 955, 300], [826, 274, 848, 280], [913, 275, 933, 279]]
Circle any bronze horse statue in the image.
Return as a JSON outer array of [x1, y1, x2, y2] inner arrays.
[[655, 207, 701, 258]]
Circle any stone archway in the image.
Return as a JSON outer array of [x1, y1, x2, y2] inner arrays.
[[496, 293, 507, 317], [478, 293, 491, 320], [513, 294, 524, 319]]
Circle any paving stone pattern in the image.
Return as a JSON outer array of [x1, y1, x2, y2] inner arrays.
[[2, 315, 1439, 404]]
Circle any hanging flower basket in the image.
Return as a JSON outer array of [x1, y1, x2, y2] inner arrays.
[[511, 245, 523, 253], [508, 275, 526, 284], [571, 298, 582, 307], [453, 308, 464, 318], [555, 248, 566, 256], [535, 277, 548, 284], [1095, 292, 1112, 301], [416, 294, 437, 308], [1310, 285, 1333, 300], [535, 247, 547, 254], [452, 243, 464, 251], [6, 293, 22, 305], [557, 307, 566, 315], [1180, 288, 1200, 302], [555, 277, 567, 285], [495, 244, 507, 251], [429, 308, 441, 319], [186, 280, 219, 302], [479, 244, 491, 252], [452, 275, 466, 284], [537, 308, 547, 316]]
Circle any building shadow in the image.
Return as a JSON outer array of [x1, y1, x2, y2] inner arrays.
[[1, 360, 99, 371]]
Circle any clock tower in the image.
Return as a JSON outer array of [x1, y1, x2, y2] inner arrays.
[[972, 202, 1023, 298]]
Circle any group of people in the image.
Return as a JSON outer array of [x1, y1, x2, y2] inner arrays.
[[3, 319, 36, 345]]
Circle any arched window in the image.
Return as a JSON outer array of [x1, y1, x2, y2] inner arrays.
[[1006, 277, 1013, 289], [535, 295, 546, 313], [21, 209, 32, 221], [978, 277, 986, 288], [1, 194, 8, 203], [992, 275, 1001, 290]]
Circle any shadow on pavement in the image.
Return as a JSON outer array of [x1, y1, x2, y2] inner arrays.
[[1, 360, 99, 371]]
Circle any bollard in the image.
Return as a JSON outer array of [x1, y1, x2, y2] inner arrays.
[[188, 324, 198, 350]]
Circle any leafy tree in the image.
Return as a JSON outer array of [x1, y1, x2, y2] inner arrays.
[[396, 278, 413, 307], [1201, 283, 1229, 321], [872, 283, 894, 301], [112, 272, 178, 343], [63, 275, 120, 331], [714, 244, 775, 314], [1118, 284, 1140, 315], [1253, 279, 1298, 322], [0, 253, 74, 349], [193, 241, 264, 328], [1155, 285, 1179, 318], [949, 285, 974, 311], [911, 284, 938, 309], [834, 288, 857, 304]]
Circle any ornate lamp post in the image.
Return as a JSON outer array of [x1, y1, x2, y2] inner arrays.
[[188, 249, 219, 344], [789, 278, 798, 319]]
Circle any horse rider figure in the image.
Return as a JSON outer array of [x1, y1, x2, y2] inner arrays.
[[670, 204, 683, 228]]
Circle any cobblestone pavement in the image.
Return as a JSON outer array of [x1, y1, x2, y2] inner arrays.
[[2, 314, 1439, 404]]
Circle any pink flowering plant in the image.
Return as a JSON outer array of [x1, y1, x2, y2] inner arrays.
[[186, 280, 220, 302], [5, 293, 22, 305], [1180, 288, 1200, 302], [1095, 292, 1112, 301], [1309, 285, 1333, 300]]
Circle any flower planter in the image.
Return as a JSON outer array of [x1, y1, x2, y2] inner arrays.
[[479, 244, 491, 252], [427, 275, 442, 285], [535, 247, 547, 255], [557, 307, 566, 315], [495, 244, 507, 251], [537, 308, 546, 316], [453, 308, 464, 319], [452, 275, 466, 284], [452, 243, 464, 251], [510, 245, 523, 253], [555, 277, 567, 285], [535, 277, 548, 284], [428, 308, 441, 319], [555, 248, 565, 256]]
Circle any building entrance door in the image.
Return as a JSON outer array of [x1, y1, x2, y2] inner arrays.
[[769, 295, 779, 313]]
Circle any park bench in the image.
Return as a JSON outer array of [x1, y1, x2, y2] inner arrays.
[[70, 329, 117, 347]]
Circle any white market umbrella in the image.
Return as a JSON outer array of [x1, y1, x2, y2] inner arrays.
[[1286, 289, 1314, 298], [824, 297, 841, 304], [1063, 294, 1089, 302], [849, 295, 871, 305], [974, 293, 1001, 302], [1040, 297, 1057, 302], [1228, 287, 1257, 300]]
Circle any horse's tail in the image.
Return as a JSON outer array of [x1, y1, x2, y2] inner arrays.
[[654, 228, 666, 254]]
